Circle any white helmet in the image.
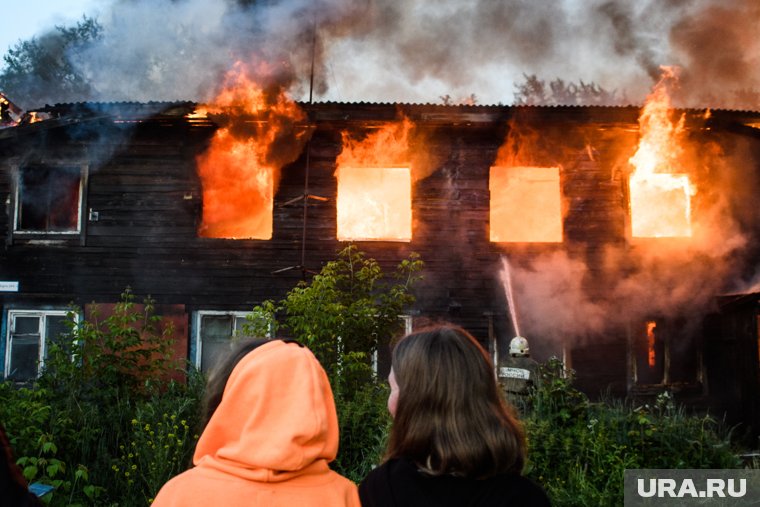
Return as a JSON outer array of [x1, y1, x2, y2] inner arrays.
[[509, 336, 529, 357]]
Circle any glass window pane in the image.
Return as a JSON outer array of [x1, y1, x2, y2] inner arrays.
[[201, 315, 232, 341], [200, 315, 233, 373], [45, 315, 69, 355], [9, 336, 40, 381], [201, 340, 231, 374], [14, 316, 40, 335], [233, 316, 248, 334]]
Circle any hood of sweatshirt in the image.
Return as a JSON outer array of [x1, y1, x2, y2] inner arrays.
[[193, 340, 340, 483]]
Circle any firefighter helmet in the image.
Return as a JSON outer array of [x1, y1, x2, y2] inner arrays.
[[509, 336, 530, 357]]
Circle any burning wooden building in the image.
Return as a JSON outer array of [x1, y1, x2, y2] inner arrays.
[[1, 90, 759, 435]]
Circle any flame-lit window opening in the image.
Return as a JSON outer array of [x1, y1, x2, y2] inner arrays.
[[632, 319, 701, 387], [629, 173, 692, 238], [14, 165, 83, 234], [196, 132, 275, 240], [4, 310, 73, 382], [634, 320, 665, 385], [489, 166, 563, 243], [194, 311, 257, 373], [336, 166, 412, 242]]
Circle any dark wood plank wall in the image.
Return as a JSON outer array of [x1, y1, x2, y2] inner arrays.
[[2, 104, 759, 403]]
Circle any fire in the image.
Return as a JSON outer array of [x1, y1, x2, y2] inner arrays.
[[646, 320, 657, 368], [629, 67, 694, 238], [197, 62, 306, 239], [490, 166, 562, 242], [186, 108, 208, 122], [335, 120, 412, 241]]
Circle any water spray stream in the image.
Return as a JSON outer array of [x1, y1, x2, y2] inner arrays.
[[499, 256, 521, 337]]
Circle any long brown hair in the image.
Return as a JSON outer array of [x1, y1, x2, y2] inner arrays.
[[385, 324, 526, 478]]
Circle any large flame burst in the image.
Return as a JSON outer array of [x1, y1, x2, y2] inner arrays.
[[629, 67, 694, 238], [335, 119, 413, 241], [196, 62, 306, 239]]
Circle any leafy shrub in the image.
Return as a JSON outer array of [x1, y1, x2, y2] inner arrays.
[[111, 380, 202, 505], [244, 245, 423, 479], [332, 381, 392, 483], [0, 288, 203, 506], [523, 358, 741, 506]]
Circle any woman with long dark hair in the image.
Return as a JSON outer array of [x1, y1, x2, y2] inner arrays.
[[359, 324, 550, 506]]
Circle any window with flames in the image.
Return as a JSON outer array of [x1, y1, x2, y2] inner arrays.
[[489, 166, 563, 243], [336, 166, 412, 242]]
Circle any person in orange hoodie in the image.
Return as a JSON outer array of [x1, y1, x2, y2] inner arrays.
[[152, 339, 360, 507]]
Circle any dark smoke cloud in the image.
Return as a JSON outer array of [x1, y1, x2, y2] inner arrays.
[[669, 0, 760, 108], [596, 1, 661, 81], [5, 0, 759, 109]]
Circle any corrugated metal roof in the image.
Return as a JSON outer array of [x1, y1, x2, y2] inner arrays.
[[0, 100, 757, 140]]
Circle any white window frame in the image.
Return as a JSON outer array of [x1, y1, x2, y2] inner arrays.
[[193, 310, 253, 371], [4, 309, 74, 380], [13, 163, 88, 236]]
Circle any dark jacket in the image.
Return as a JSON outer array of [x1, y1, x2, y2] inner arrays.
[[359, 458, 551, 507]]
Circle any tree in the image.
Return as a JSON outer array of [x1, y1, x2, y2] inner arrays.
[[243, 246, 424, 481], [244, 246, 423, 385], [0, 16, 102, 109], [513, 73, 625, 106]]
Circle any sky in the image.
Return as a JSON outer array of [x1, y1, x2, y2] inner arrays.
[[0, 0, 758, 109], [2, 1, 105, 55]]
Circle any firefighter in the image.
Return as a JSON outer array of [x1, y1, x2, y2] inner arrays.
[[498, 336, 540, 408]]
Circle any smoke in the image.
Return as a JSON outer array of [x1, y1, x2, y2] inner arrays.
[[1, 0, 750, 108], [501, 251, 607, 346], [497, 109, 758, 347], [670, 0, 760, 108], [71, 0, 335, 102]]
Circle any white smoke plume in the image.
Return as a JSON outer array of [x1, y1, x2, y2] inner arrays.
[[6, 0, 755, 107], [500, 251, 607, 345], [497, 124, 758, 346]]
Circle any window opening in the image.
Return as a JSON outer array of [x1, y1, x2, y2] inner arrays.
[[16, 166, 82, 233], [5, 310, 70, 381], [336, 166, 412, 241], [195, 311, 252, 373], [490, 166, 562, 243]]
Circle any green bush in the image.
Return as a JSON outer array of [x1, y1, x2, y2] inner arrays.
[[2, 260, 744, 506], [332, 381, 392, 483], [244, 245, 422, 479], [0, 289, 203, 506], [111, 379, 203, 505], [523, 358, 742, 507]]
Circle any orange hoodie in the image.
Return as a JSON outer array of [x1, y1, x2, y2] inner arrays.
[[152, 340, 360, 506]]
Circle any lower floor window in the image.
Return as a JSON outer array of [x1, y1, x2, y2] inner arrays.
[[631, 318, 701, 387], [195, 312, 251, 374], [4, 310, 70, 381]]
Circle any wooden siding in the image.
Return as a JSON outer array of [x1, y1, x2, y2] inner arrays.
[[1, 103, 760, 415]]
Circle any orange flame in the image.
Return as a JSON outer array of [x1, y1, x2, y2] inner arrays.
[[490, 166, 562, 242], [646, 320, 657, 368], [629, 67, 693, 238], [335, 120, 413, 241], [197, 62, 306, 239]]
